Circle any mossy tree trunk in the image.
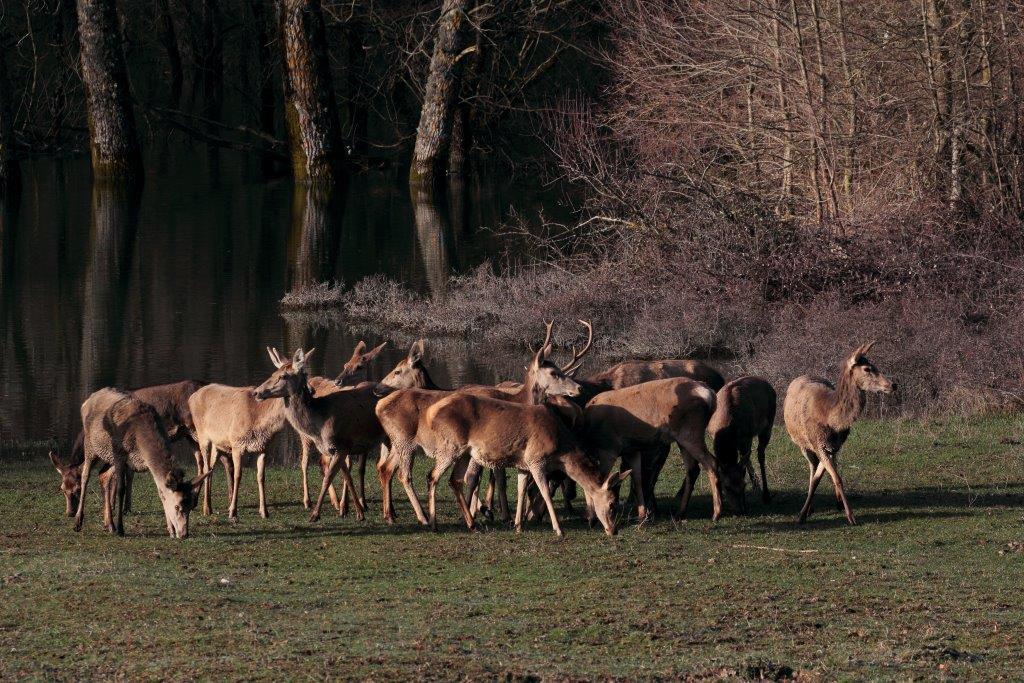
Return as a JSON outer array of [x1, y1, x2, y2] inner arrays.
[[76, 0, 142, 180], [280, 0, 343, 188], [0, 38, 18, 192], [411, 0, 474, 186]]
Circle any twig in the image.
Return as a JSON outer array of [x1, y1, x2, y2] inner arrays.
[[731, 544, 819, 554]]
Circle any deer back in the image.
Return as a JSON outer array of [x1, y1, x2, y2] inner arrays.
[[709, 376, 777, 441], [589, 359, 726, 393], [585, 377, 717, 448]]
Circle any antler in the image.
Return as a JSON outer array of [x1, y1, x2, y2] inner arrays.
[[561, 320, 594, 375], [267, 346, 285, 368], [534, 320, 554, 360]]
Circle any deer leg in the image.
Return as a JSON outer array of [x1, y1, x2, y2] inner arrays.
[[73, 452, 96, 532], [677, 434, 723, 521], [99, 467, 114, 532], [227, 447, 244, 521], [300, 436, 311, 510], [831, 453, 845, 510], [628, 451, 647, 521], [256, 452, 269, 519], [317, 452, 341, 512], [200, 441, 215, 515], [338, 455, 351, 517], [514, 471, 530, 533], [123, 469, 133, 514], [797, 453, 826, 523], [676, 457, 701, 519], [757, 429, 772, 503], [398, 448, 429, 526], [528, 466, 563, 537], [645, 446, 669, 516], [448, 454, 476, 530], [494, 467, 510, 523], [426, 450, 456, 532], [356, 452, 367, 510], [377, 448, 396, 524], [463, 460, 485, 521], [310, 453, 343, 522], [378, 444, 394, 520], [819, 451, 855, 524], [113, 463, 126, 537], [561, 479, 576, 514]]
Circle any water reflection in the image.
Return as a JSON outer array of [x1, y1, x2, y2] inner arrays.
[[0, 153, 573, 457]]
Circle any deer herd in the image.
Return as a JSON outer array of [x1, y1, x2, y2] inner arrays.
[[48, 321, 895, 539]]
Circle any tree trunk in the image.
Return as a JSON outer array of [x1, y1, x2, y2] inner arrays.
[[280, 0, 343, 187], [411, 0, 474, 186], [76, 0, 142, 179], [250, 0, 279, 175], [155, 0, 183, 102], [0, 38, 18, 192]]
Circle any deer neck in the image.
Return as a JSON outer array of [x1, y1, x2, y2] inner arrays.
[[513, 372, 548, 406], [421, 368, 441, 391], [282, 378, 321, 439], [828, 369, 866, 431], [130, 416, 175, 483], [558, 447, 604, 497]]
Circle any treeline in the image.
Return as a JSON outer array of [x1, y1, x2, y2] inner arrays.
[[0, 0, 601, 190]]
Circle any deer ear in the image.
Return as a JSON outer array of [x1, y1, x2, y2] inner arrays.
[[363, 341, 387, 361], [190, 468, 215, 491], [49, 451, 64, 473], [602, 469, 632, 490], [409, 340, 425, 364], [352, 340, 367, 356]]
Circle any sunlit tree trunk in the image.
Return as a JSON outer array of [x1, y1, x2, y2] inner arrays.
[[411, 0, 475, 185], [280, 0, 343, 187], [76, 0, 142, 179], [0, 39, 18, 192]]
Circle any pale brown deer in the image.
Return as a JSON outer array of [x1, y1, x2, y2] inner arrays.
[[583, 377, 724, 522], [50, 380, 208, 517], [375, 324, 591, 528], [784, 342, 894, 525], [74, 388, 212, 537], [681, 376, 777, 512], [422, 358, 631, 536], [253, 345, 435, 523]]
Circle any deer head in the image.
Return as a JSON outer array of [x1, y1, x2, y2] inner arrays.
[[378, 340, 433, 390], [254, 347, 316, 401], [334, 340, 388, 387], [50, 451, 81, 517], [720, 464, 748, 513], [586, 469, 632, 536], [157, 467, 214, 538], [526, 322, 582, 402], [845, 341, 894, 395]]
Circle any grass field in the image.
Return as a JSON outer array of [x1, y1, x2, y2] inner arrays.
[[2, 417, 1023, 680]]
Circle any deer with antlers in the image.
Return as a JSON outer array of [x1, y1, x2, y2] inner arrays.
[[374, 322, 592, 529], [784, 342, 894, 525], [73, 388, 212, 537], [421, 340, 630, 536]]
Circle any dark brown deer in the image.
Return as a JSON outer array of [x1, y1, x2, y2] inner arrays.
[[253, 345, 434, 523], [583, 378, 724, 521], [784, 342, 894, 525], [683, 376, 777, 511], [51, 380, 207, 517], [422, 364, 631, 536], [50, 449, 119, 525], [74, 388, 212, 537], [375, 324, 590, 528]]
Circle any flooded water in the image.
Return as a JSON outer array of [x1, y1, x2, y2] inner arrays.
[[0, 149, 573, 458]]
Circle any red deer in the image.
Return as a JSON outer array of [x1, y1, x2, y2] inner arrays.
[[253, 345, 433, 523], [583, 378, 724, 521], [784, 342, 894, 525], [51, 380, 207, 517], [422, 356, 631, 536], [188, 342, 386, 520], [375, 324, 590, 528], [50, 449, 119, 525], [73, 388, 212, 537], [681, 376, 777, 512]]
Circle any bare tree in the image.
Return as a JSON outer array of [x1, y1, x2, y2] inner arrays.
[[280, 0, 343, 187], [411, 0, 475, 185], [76, 0, 142, 178], [0, 37, 18, 191]]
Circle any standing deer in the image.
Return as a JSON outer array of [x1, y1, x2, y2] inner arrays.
[[422, 354, 631, 537], [74, 388, 212, 537], [784, 341, 894, 525], [375, 324, 591, 528], [683, 376, 777, 511], [253, 345, 434, 523], [189, 342, 387, 520], [50, 380, 208, 517], [583, 378, 725, 521]]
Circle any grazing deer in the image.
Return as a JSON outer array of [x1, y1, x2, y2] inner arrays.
[[583, 378, 724, 521], [50, 449, 120, 526], [254, 345, 433, 523], [74, 388, 212, 537], [423, 356, 631, 537], [51, 380, 207, 517], [681, 376, 777, 512], [784, 342, 894, 525], [375, 324, 591, 528]]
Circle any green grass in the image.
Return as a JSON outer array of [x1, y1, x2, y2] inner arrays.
[[2, 417, 1024, 680]]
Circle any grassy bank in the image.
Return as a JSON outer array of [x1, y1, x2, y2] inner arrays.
[[2, 416, 1023, 680]]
